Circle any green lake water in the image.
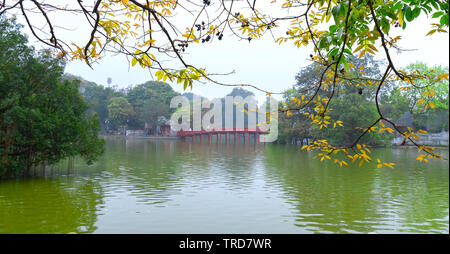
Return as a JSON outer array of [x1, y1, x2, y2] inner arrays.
[[0, 139, 448, 234]]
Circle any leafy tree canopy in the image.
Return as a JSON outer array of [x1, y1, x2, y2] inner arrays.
[[64, 74, 123, 124], [107, 97, 135, 128], [382, 62, 449, 132], [0, 17, 104, 178]]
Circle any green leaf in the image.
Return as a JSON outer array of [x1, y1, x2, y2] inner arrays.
[[432, 11, 444, 18], [412, 8, 421, 19], [405, 7, 414, 22], [386, 10, 397, 20], [332, 5, 341, 24], [430, 1, 439, 10], [380, 17, 390, 34], [440, 14, 449, 26]]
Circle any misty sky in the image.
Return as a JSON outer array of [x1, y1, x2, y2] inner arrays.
[[9, 2, 450, 102]]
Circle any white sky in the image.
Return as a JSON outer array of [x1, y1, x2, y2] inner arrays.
[[9, 1, 450, 102]]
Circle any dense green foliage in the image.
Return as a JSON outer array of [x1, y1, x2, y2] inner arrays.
[[74, 78, 258, 133], [65, 74, 123, 129], [278, 56, 449, 146], [107, 97, 135, 131], [0, 18, 104, 178], [67, 77, 180, 134], [126, 81, 179, 129], [381, 63, 449, 132]]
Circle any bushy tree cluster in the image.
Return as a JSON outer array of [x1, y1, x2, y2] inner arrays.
[[0, 18, 104, 178]]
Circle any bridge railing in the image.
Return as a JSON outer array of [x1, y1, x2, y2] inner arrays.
[[176, 128, 267, 137]]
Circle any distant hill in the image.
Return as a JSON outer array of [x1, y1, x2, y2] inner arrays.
[[182, 87, 255, 101], [63, 73, 100, 89]]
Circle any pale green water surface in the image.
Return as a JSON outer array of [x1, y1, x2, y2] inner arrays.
[[0, 139, 448, 234]]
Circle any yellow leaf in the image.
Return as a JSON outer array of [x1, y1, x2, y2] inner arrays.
[[131, 57, 138, 67], [426, 29, 437, 36], [383, 163, 394, 169]]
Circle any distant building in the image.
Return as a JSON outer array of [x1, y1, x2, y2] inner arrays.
[[157, 116, 172, 136], [397, 112, 414, 127], [395, 111, 414, 133]]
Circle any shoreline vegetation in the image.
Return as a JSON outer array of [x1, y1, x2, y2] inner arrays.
[[0, 18, 104, 179], [101, 135, 449, 148], [0, 139, 447, 184], [1, 18, 449, 179], [101, 135, 178, 140], [71, 55, 448, 149]]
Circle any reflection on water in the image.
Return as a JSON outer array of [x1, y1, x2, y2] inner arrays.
[[0, 178, 103, 233], [0, 138, 448, 233], [263, 146, 449, 233]]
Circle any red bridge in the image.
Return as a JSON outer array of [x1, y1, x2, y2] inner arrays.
[[177, 128, 267, 144]]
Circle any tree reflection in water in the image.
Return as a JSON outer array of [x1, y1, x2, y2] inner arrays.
[[262, 145, 449, 233], [0, 178, 103, 233]]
